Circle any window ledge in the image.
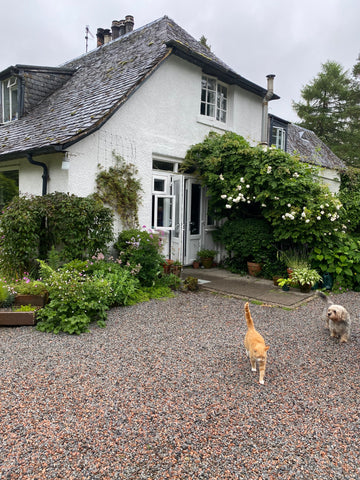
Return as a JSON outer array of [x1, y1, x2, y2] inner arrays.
[[196, 115, 228, 131]]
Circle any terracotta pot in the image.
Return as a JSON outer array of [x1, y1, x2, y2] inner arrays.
[[272, 276, 281, 286], [299, 283, 311, 293], [192, 261, 200, 269], [287, 267, 293, 278], [247, 261, 262, 277], [201, 257, 213, 269]]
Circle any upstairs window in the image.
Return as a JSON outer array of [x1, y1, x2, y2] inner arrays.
[[271, 126, 286, 150], [200, 75, 227, 123], [1, 76, 18, 123]]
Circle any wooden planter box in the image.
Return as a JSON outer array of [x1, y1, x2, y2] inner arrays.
[[14, 294, 48, 307], [0, 310, 37, 326]]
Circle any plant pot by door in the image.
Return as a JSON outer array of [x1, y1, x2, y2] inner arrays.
[[299, 283, 312, 293], [201, 257, 213, 269], [247, 261, 262, 277]]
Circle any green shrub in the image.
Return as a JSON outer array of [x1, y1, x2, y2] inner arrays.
[[36, 260, 112, 334], [114, 227, 164, 287], [0, 193, 114, 278], [213, 218, 276, 268], [310, 235, 360, 291]]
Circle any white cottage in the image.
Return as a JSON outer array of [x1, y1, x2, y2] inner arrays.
[[0, 15, 280, 264], [2, 15, 343, 266]]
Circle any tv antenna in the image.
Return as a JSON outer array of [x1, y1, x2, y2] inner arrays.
[[85, 25, 95, 52]]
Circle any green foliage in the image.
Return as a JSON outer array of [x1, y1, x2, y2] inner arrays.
[[339, 167, 360, 234], [114, 227, 165, 287], [310, 235, 360, 291], [277, 248, 310, 269], [213, 218, 275, 266], [0, 280, 9, 304], [197, 249, 217, 259], [0, 173, 18, 208], [293, 60, 360, 167], [86, 257, 141, 306], [0, 193, 113, 277], [290, 267, 321, 287], [36, 260, 112, 334], [182, 131, 345, 247], [95, 153, 143, 229], [12, 304, 37, 312], [12, 278, 48, 295]]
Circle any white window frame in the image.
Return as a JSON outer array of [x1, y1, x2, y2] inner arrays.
[[153, 194, 175, 231], [200, 75, 228, 123], [1, 76, 18, 123], [272, 126, 286, 150], [153, 175, 168, 194]]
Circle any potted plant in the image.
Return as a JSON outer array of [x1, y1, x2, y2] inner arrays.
[[290, 267, 322, 293], [12, 279, 49, 307], [197, 249, 217, 269], [171, 260, 182, 277], [277, 248, 310, 278], [163, 259, 174, 274]]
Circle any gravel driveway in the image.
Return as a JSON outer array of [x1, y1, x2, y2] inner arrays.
[[0, 290, 359, 479]]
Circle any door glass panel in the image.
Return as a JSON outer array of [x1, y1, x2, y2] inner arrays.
[[173, 179, 181, 238], [155, 196, 174, 229], [190, 183, 201, 235]]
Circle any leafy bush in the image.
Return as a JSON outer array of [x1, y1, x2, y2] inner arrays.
[[0, 193, 113, 277], [36, 260, 112, 334], [310, 235, 360, 291], [213, 218, 276, 268], [86, 257, 141, 306], [114, 227, 164, 287], [182, 131, 346, 246]]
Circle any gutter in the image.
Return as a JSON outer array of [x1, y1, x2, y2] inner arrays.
[[27, 153, 48, 195]]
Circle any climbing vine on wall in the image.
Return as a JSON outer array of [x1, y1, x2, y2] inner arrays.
[[95, 153, 143, 229]]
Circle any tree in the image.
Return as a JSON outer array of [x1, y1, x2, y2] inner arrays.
[[293, 59, 360, 167]]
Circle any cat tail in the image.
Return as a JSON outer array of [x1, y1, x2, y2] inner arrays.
[[244, 302, 255, 329], [316, 291, 331, 305]]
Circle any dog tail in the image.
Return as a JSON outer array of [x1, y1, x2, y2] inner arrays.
[[317, 291, 330, 303], [244, 302, 255, 330]]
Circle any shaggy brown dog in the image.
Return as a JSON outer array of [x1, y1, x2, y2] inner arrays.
[[317, 291, 351, 343]]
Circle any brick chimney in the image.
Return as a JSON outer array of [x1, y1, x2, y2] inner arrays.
[[96, 28, 104, 47], [111, 20, 121, 39], [125, 15, 134, 33], [104, 28, 112, 44], [96, 16, 134, 48]]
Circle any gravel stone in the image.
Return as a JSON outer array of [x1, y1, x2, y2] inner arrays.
[[0, 290, 359, 479]]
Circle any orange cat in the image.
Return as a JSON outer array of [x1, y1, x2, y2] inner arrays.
[[244, 302, 269, 385]]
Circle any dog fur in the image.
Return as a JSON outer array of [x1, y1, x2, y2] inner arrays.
[[317, 291, 351, 343]]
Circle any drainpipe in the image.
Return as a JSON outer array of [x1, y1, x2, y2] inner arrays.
[[27, 153, 48, 196], [261, 74, 275, 144]]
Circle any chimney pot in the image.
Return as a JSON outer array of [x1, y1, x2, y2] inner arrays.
[[119, 19, 126, 36], [96, 28, 104, 47], [125, 15, 134, 33], [111, 20, 121, 39], [104, 28, 112, 44]]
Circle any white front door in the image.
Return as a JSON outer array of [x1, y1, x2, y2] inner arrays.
[[171, 175, 202, 265]]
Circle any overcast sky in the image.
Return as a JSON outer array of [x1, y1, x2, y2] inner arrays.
[[2, 0, 359, 123]]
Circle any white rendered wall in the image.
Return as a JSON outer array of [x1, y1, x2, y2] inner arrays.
[[64, 55, 264, 231]]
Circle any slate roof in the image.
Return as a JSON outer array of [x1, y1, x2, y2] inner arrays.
[[0, 16, 275, 161], [287, 123, 345, 170]]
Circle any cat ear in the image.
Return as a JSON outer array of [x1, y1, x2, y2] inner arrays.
[[265, 345, 270, 351]]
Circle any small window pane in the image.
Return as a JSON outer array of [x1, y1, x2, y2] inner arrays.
[[154, 178, 165, 192], [153, 160, 174, 171]]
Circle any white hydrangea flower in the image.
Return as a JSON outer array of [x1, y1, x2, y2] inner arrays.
[[221, 194, 227, 199], [219, 174, 224, 180], [225, 204, 231, 209], [267, 166, 272, 174]]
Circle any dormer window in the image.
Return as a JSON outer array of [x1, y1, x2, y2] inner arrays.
[[271, 126, 286, 150], [1, 76, 18, 123], [200, 75, 227, 123]]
